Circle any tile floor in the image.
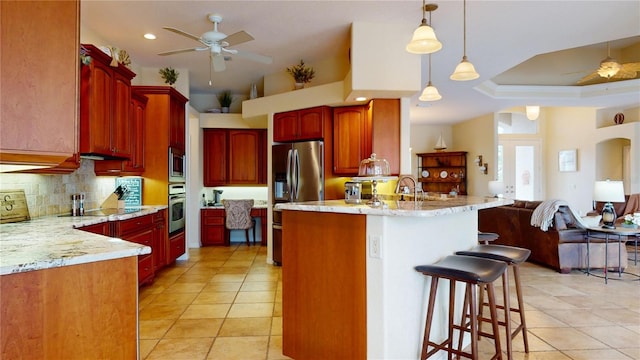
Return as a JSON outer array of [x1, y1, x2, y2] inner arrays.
[[138, 244, 640, 360]]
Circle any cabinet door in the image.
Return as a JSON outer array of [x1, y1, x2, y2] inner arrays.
[[168, 231, 186, 263], [370, 99, 400, 175], [273, 111, 298, 142], [153, 210, 167, 270], [201, 209, 226, 246], [81, 60, 112, 156], [203, 129, 227, 186], [298, 107, 325, 140], [228, 130, 261, 184], [124, 94, 146, 172], [333, 106, 369, 175], [169, 97, 185, 151], [111, 72, 132, 158]]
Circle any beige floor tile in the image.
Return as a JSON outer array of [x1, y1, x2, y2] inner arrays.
[[562, 349, 635, 360], [223, 260, 254, 268], [217, 266, 250, 274], [175, 272, 217, 283], [139, 319, 176, 339], [218, 317, 272, 336], [523, 310, 570, 328], [139, 304, 188, 320], [529, 327, 609, 351], [576, 325, 640, 349], [165, 282, 207, 293], [273, 302, 282, 317], [164, 318, 224, 338], [227, 303, 275, 318], [618, 347, 640, 359], [271, 317, 282, 336], [181, 304, 231, 319], [596, 309, 640, 326], [193, 291, 238, 304], [146, 337, 214, 360], [245, 273, 280, 282], [267, 336, 293, 360], [150, 292, 198, 305], [139, 339, 159, 359], [542, 309, 613, 327], [207, 336, 269, 360], [210, 273, 247, 283], [235, 290, 276, 303], [511, 351, 572, 360], [524, 295, 580, 310], [241, 281, 278, 291], [203, 281, 243, 292]]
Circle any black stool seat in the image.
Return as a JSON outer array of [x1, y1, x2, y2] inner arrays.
[[478, 232, 500, 244], [415, 255, 507, 284], [457, 244, 531, 265]]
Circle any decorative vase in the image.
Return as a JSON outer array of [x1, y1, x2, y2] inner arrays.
[[221, 107, 229, 113], [294, 82, 305, 90], [614, 113, 624, 124], [249, 83, 258, 99]]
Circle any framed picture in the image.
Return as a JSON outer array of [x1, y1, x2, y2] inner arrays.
[[558, 149, 577, 172]]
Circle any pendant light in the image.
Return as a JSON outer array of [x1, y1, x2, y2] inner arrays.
[[406, 1, 442, 55], [525, 106, 540, 121], [450, 0, 479, 81], [419, 52, 442, 101]]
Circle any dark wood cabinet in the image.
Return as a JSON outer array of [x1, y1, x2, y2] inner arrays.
[[0, 0, 79, 169], [168, 231, 186, 263], [417, 151, 467, 195], [203, 128, 267, 186], [170, 97, 186, 152], [94, 90, 147, 176], [78, 222, 110, 236], [80, 44, 136, 159], [201, 208, 227, 246], [273, 106, 329, 142], [332, 99, 400, 176], [332, 105, 370, 175], [152, 209, 167, 271]]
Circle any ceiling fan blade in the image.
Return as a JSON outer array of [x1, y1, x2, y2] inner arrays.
[[158, 47, 208, 56], [576, 71, 600, 85], [233, 49, 273, 64], [222, 30, 254, 47], [162, 26, 202, 42], [212, 54, 226, 72]]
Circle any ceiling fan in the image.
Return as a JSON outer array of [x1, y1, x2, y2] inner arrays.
[[577, 42, 640, 85], [158, 13, 272, 76]]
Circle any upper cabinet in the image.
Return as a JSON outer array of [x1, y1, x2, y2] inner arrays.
[[80, 44, 136, 159], [273, 106, 330, 142], [0, 0, 79, 169], [203, 129, 267, 186], [332, 99, 400, 176]]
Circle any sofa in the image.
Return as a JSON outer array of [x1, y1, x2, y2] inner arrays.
[[479, 200, 628, 273]]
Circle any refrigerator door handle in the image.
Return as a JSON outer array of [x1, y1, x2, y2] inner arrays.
[[293, 149, 300, 200], [286, 149, 293, 200]]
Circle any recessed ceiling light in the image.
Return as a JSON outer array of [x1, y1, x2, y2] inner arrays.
[[355, 96, 367, 101], [144, 33, 156, 40]]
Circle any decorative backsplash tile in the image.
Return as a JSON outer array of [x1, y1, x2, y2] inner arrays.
[[0, 160, 116, 218]]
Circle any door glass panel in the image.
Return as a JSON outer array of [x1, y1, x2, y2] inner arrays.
[[498, 140, 540, 200]]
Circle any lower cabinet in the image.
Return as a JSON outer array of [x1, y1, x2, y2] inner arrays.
[[168, 231, 186, 262], [78, 209, 168, 287], [201, 208, 227, 246]]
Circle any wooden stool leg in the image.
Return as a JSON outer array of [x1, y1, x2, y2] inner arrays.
[[501, 268, 512, 359], [513, 265, 529, 353], [421, 277, 439, 360], [469, 283, 479, 360], [486, 282, 503, 360], [245, 229, 250, 246]]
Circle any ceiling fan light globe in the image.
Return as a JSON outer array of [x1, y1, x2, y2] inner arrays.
[[597, 58, 621, 78], [419, 82, 442, 101], [406, 24, 442, 54], [450, 58, 479, 81]]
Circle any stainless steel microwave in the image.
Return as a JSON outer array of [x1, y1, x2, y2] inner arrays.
[[169, 147, 186, 183]]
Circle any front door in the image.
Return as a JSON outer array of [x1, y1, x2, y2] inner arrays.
[[498, 139, 542, 200]]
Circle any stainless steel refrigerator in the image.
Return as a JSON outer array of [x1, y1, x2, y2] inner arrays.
[[272, 141, 324, 265]]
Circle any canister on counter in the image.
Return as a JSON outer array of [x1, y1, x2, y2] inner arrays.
[[344, 181, 362, 204]]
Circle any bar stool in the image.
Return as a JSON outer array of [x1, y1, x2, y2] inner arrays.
[[478, 231, 499, 245], [415, 255, 507, 360], [456, 245, 531, 359]]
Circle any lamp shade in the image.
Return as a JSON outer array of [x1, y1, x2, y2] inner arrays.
[[488, 181, 504, 197], [593, 180, 625, 202], [450, 57, 479, 81], [419, 82, 442, 101], [525, 106, 540, 120], [406, 23, 442, 54]]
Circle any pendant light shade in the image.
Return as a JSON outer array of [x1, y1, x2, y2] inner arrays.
[[450, 56, 479, 81], [450, 0, 479, 81], [419, 81, 442, 101], [525, 106, 540, 121], [406, 2, 442, 54]]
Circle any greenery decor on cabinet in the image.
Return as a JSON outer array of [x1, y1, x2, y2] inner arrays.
[[286, 59, 315, 88], [217, 90, 234, 112], [159, 67, 179, 85]]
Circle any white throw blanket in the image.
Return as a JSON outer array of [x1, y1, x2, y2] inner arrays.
[[530, 199, 568, 231]]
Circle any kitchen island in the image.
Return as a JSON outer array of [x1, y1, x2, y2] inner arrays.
[[0, 207, 161, 359], [275, 196, 512, 360]]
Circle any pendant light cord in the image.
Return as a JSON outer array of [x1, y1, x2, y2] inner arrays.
[[463, 0, 467, 57], [428, 9, 433, 83]]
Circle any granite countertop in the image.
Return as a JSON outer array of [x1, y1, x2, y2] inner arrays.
[[0, 206, 166, 276], [274, 196, 513, 217], [202, 200, 268, 209]]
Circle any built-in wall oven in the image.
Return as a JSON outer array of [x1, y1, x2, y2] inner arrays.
[[169, 147, 186, 183], [168, 183, 186, 236]]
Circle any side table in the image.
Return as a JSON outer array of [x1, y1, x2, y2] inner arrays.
[[586, 226, 640, 284]]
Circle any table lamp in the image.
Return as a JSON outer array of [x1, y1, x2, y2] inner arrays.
[[593, 180, 625, 229], [488, 180, 504, 198]]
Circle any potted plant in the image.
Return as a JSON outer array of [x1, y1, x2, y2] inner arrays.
[[217, 90, 234, 113], [286, 59, 315, 89], [159, 67, 179, 85]]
